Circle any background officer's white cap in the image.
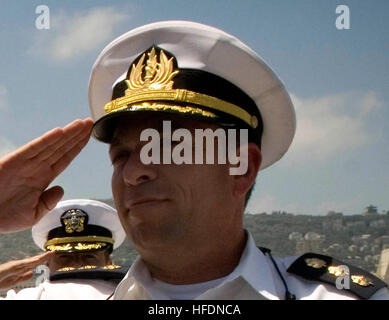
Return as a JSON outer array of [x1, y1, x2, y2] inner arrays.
[[32, 199, 126, 252], [89, 20, 296, 170]]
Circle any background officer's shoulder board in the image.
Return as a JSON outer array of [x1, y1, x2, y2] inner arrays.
[[287, 252, 388, 300]]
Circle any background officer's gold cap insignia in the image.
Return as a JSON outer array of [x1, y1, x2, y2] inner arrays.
[[61, 209, 87, 233], [89, 20, 297, 171]]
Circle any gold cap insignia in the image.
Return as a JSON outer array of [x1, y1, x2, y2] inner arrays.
[[103, 264, 122, 270], [61, 209, 88, 234], [305, 258, 327, 269], [351, 275, 374, 287], [78, 265, 97, 270], [125, 47, 179, 94], [44, 237, 114, 252], [57, 267, 76, 272], [56, 264, 121, 272]]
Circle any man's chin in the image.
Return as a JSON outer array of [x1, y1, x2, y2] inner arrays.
[[127, 220, 186, 250]]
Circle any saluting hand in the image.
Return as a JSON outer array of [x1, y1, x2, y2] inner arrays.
[[0, 251, 55, 290], [0, 118, 93, 233]]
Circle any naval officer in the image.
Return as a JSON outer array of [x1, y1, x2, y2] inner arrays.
[[87, 21, 388, 300], [2, 199, 127, 299], [0, 20, 387, 300]]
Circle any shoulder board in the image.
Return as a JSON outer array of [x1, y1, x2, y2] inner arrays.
[[287, 252, 388, 300], [50, 265, 129, 283]]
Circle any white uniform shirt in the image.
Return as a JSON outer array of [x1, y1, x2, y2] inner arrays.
[[2, 279, 117, 300], [112, 233, 389, 300]]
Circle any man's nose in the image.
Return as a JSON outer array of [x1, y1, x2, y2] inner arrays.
[[122, 151, 157, 186], [66, 256, 84, 268]]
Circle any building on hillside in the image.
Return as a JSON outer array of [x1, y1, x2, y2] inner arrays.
[[322, 212, 344, 231], [288, 232, 303, 241], [351, 234, 371, 245], [363, 205, 378, 217], [327, 211, 343, 218], [376, 248, 389, 284], [369, 219, 386, 228], [345, 220, 366, 229], [295, 232, 324, 255]]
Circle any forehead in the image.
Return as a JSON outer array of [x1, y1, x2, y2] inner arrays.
[[110, 113, 221, 146], [55, 251, 104, 258]]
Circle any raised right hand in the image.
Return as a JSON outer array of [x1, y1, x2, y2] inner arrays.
[[0, 118, 93, 233]]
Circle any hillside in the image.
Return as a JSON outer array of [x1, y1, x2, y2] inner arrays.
[[1, 206, 388, 276]]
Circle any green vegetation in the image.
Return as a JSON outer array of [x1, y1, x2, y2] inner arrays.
[[1, 201, 388, 276]]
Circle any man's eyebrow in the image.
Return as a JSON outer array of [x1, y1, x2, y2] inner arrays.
[[109, 137, 121, 153]]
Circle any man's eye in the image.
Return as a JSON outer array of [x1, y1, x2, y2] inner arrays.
[[57, 255, 71, 262], [111, 152, 129, 164], [84, 255, 97, 262]]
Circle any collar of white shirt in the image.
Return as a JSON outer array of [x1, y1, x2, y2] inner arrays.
[[113, 232, 284, 300]]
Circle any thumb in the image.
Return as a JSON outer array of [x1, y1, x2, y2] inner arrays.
[[35, 186, 64, 222]]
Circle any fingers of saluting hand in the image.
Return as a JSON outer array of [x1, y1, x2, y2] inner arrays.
[[0, 251, 55, 284], [2, 251, 55, 273], [46, 121, 93, 175], [15, 270, 34, 283], [27, 118, 93, 172], [0, 252, 55, 289], [3, 118, 93, 174], [20, 250, 56, 268], [32, 119, 92, 221], [33, 118, 93, 163], [0, 270, 35, 290], [22, 250, 56, 268]]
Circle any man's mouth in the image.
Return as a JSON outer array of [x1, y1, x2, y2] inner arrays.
[[128, 198, 168, 210]]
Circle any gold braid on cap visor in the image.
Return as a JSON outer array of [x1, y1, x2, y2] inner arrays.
[[44, 236, 114, 251], [103, 47, 259, 129]]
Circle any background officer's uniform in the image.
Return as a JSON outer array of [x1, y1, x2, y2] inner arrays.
[[3, 199, 127, 300]]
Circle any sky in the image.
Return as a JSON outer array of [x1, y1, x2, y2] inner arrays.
[[0, 0, 388, 215]]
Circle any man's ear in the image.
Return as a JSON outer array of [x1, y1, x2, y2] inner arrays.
[[232, 143, 261, 198]]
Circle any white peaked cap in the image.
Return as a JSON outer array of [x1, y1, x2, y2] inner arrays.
[[89, 20, 296, 170], [32, 199, 126, 251]]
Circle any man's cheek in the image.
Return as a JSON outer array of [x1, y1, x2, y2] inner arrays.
[[111, 171, 122, 196]]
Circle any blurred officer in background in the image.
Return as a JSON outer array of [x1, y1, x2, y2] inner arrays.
[[1, 199, 127, 299]]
